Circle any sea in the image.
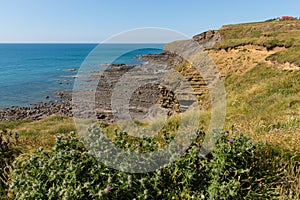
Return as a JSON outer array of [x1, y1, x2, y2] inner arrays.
[[0, 44, 164, 108]]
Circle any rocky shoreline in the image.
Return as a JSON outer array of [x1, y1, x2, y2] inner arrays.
[[0, 30, 220, 123], [0, 60, 182, 123], [0, 63, 180, 123], [0, 100, 72, 121]]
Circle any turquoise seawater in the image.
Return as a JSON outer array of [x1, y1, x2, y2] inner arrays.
[[0, 44, 164, 107]]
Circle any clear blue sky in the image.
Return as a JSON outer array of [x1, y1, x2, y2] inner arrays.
[[0, 0, 299, 43]]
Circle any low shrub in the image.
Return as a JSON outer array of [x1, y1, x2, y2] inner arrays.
[[9, 127, 284, 199], [206, 132, 283, 199]]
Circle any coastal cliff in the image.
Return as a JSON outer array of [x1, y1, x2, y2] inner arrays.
[[140, 20, 300, 150], [1, 19, 299, 200], [1, 20, 299, 146]]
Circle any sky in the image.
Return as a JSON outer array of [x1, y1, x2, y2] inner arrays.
[[0, 0, 299, 43]]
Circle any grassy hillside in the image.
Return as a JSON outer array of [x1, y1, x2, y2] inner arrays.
[[173, 20, 300, 198], [210, 21, 300, 198], [224, 63, 300, 151], [203, 20, 300, 152]]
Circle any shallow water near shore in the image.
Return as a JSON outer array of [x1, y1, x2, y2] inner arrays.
[[0, 43, 164, 108]]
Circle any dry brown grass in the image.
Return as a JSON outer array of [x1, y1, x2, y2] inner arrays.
[[208, 45, 286, 76], [9, 115, 76, 150]]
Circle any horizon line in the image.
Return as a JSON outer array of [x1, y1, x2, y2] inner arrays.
[[0, 42, 167, 44]]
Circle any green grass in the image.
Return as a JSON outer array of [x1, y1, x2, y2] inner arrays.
[[1, 115, 76, 151], [267, 46, 300, 66], [224, 62, 300, 156], [226, 63, 299, 122], [218, 20, 300, 40], [0, 119, 33, 131]]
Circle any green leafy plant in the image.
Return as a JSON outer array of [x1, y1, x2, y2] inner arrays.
[[9, 128, 284, 199]]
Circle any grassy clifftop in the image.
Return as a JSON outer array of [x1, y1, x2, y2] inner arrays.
[[219, 20, 300, 39], [214, 20, 300, 66]]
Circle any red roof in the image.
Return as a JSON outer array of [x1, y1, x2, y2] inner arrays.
[[281, 16, 294, 19]]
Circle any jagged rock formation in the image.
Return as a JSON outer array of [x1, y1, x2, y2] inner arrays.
[[192, 30, 223, 48], [92, 64, 182, 123]]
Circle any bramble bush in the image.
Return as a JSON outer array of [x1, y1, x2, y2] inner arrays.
[[9, 126, 282, 199]]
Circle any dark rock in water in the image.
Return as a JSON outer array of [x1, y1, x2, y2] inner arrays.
[[110, 63, 126, 67], [45, 96, 49, 99], [66, 68, 77, 72]]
